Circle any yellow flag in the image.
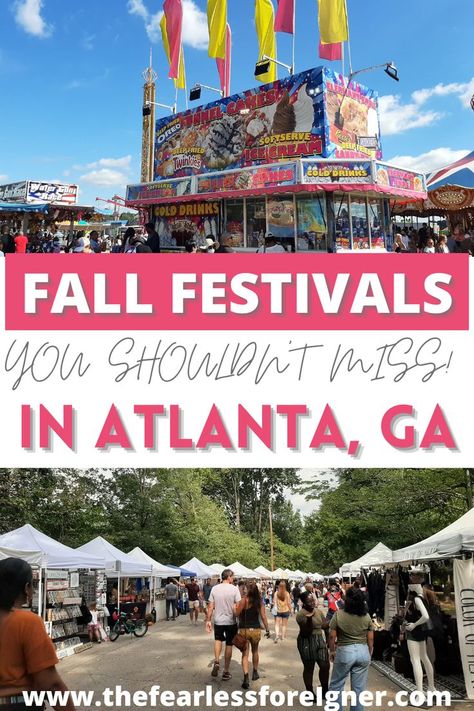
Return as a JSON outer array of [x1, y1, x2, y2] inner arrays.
[[318, 0, 348, 44], [207, 0, 227, 59], [160, 14, 186, 90], [255, 0, 277, 83]]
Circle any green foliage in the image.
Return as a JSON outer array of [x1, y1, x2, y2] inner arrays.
[[304, 468, 473, 573], [0, 467, 306, 571]]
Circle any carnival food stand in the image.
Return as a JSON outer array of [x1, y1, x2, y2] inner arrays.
[[126, 67, 426, 252]]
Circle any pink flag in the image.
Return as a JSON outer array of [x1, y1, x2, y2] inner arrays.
[[216, 24, 232, 96], [319, 40, 342, 61], [274, 0, 294, 34], [163, 0, 183, 80]]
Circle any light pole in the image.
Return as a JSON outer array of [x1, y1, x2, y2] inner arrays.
[[335, 62, 399, 130], [143, 100, 177, 116], [255, 54, 293, 78], [189, 83, 224, 102]]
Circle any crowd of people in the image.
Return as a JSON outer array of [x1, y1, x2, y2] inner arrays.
[[161, 569, 375, 709], [1, 220, 472, 256], [392, 223, 473, 254]]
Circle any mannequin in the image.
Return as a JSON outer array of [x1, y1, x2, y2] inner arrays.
[[404, 582, 435, 692]]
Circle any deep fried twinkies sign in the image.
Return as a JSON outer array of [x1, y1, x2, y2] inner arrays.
[[0, 254, 471, 466]]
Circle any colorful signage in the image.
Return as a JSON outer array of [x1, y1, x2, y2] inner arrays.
[[197, 163, 297, 194], [154, 67, 332, 181], [303, 161, 373, 184], [126, 178, 192, 202], [323, 69, 382, 160], [151, 201, 220, 249], [375, 163, 425, 194], [0, 181, 27, 202], [26, 181, 78, 205]]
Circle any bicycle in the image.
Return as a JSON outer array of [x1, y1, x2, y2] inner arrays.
[[109, 611, 148, 642]]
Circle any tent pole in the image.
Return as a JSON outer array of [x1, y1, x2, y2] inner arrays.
[[37, 566, 43, 618], [117, 569, 121, 614]]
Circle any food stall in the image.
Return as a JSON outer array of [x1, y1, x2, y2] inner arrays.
[[126, 66, 426, 252]]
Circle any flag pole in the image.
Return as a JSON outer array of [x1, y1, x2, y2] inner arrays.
[[291, 0, 296, 74], [345, 0, 353, 74]]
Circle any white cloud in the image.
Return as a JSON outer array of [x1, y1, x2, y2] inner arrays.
[[13, 0, 52, 38], [80, 168, 129, 187], [127, 0, 208, 49], [81, 33, 95, 51], [387, 147, 470, 174], [379, 78, 474, 136], [0, 174, 8, 182], [378, 95, 444, 136], [78, 155, 133, 188]]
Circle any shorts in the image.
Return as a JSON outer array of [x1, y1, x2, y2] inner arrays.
[[276, 611, 290, 619], [88, 622, 100, 630], [239, 628, 262, 645], [214, 623, 238, 645], [189, 600, 200, 609], [297, 632, 329, 666]]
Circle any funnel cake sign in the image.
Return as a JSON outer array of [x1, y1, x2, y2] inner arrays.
[[153, 67, 380, 181]]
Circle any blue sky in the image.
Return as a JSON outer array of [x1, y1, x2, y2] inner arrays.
[[0, 0, 472, 207]]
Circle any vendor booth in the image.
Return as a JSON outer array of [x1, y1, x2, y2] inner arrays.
[[352, 509, 474, 700], [126, 67, 426, 252], [341, 542, 393, 577], [77, 536, 153, 622], [209, 563, 226, 576], [0, 525, 106, 658], [181, 557, 215, 578], [128, 547, 181, 621], [229, 561, 262, 578], [254, 565, 273, 578]]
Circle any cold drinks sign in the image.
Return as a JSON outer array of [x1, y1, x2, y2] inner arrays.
[[0, 254, 471, 466]]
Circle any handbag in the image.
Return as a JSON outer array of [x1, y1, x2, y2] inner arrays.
[[232, 604, 249, 653]]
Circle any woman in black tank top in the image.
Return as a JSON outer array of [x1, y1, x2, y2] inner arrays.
[[235, 582, 270, 690]]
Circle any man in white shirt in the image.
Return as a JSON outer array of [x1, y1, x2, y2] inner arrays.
[[206, 568, 241, 680]]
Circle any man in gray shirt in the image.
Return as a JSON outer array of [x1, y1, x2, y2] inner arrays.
[[206, 569, 241, 680], [164, 578, 179, 621]]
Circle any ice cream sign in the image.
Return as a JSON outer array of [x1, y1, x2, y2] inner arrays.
[[154, 68, 331, 181], [197, 163, 297, 194]]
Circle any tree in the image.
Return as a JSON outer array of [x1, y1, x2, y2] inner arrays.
[[304, 468, 472, 573]]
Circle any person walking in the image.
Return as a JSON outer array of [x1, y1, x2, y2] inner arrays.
[[273, 580, 292, 643], [0, 557, 76, 711], [292, 583, 301, 613], [164, 578, 179, 621], [235, 582, 270, 689], [296, 591, 330, 700], [182, 578, 201, 626], [328, 587, 374, 711], [205, 569, 241, 681]]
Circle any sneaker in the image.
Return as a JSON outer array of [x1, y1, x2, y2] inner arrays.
[[222, 671, 232, 681], [242, 676, 250, 690], [211, 661, 220, 678], [252, 670, 260, 681]]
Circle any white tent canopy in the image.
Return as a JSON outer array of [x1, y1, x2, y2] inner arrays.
[[294, 570, 308, 580], [254, 565, 273, 578], [209, 563, 225, 575], [128, 547, 177, 577], [228, 561, 261, 578], [181, 557, 215, 578], [312, 573, 325, 582], [0, 546, 45, 567], [341, 543, 393, 575], [0, 525, 105, 570], [77, 536, 152, 576], [272, 568, 288, 580], [393, 508, 474, 563]]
